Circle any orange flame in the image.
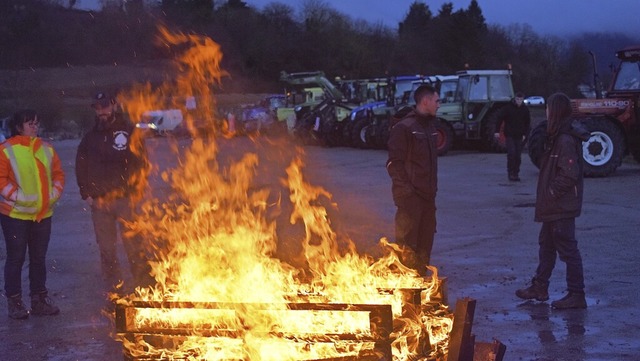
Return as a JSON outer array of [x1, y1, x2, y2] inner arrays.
[[113, 25, 453, 360]]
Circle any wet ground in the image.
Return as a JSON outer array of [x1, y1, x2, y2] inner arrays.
[[1, 135, 639, 360]]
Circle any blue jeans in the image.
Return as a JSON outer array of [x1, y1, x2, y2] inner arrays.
[[91, 197, 152, 291], [1, 214, 52, 297], [535, 218, 585, 293]]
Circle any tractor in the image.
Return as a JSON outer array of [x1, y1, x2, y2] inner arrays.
[[528, 45, 640, 177], [278, 71, 359, 146], [435, 69, 516, 153]]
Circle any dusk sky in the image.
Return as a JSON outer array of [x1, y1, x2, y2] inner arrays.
[[77, 0, 640, 37]]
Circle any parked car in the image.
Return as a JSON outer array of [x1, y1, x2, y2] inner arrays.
[[524, 96, 545, 105]]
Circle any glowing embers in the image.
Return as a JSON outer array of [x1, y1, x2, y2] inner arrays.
[[116, 301, 393, 360]]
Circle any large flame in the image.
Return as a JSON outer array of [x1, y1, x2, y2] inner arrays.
[[114, 26, 453, 360]]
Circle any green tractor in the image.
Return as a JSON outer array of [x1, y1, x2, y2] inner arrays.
[[278, 71, 359, 146], [436, 69, 516, 152]]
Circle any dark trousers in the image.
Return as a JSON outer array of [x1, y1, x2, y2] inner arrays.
[[394, 195, 436, 274], [91, 197, 152, 292], [534, 218, 585, 293], [1, 214, 52, 297], [506, 136, 524, 176]]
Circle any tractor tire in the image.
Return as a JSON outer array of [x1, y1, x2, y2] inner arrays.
[[342, 120, 356, 147], [321, 119, 343, 147], [483, 111, 507, 153], [376, 118, 390, 150], [351, 118, 371, 149], [581, 117, 625, 177], [632, 144, 640, 164], [527, 120, 547, 169], [435, 119, 454, 156], [528, 118, 625, 178]]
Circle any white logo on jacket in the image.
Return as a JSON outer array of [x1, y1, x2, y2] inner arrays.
[[113, 131, 129, 151]]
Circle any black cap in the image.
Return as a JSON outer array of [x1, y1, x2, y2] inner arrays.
[[92, 92, 114, 108]]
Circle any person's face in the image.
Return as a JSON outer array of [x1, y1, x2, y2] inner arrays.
[[515, 97, 524, 106], [18, 117, 39, 137], [422, 93, 441, 116], [94, 102, 115, 121]]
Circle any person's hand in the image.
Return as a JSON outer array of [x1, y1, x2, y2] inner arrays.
[[84, 197, 93, 207], [494, 132, 500, 139]]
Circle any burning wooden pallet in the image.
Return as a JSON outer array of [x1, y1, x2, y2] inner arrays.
[[115, 286, 503, 361], [116, 301, 394, 361]]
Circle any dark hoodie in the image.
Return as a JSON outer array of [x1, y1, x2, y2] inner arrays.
[[534, 120, 590, 222], [75, 112, 146, 200]]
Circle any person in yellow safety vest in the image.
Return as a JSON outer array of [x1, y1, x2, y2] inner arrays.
[[0, 109, 65, 320]]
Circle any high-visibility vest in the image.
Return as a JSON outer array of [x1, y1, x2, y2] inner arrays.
[[0, 136, 64, 221]]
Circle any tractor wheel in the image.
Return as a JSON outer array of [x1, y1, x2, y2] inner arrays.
[[435, 119, 454, 156], [351, 118, 371, 149], [632, 145, 640, 163], [376, 118, 390, 150], [342, 120, 355, 147], [483, 111, 507, 152], [527, 120, 547, 169], [321, 119, 343, 147], [581, 118, 625, 177]]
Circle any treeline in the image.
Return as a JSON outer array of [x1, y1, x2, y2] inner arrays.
[[1, 0, 638, 96]]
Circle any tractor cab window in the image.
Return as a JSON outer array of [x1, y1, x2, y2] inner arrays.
[[439, 80, 458, 104], [613, 61, 640, 90], [455, 77, 469, 102], [469, 76, 488, 101], [489, 75, 513, 100]]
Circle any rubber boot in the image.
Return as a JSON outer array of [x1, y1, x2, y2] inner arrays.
[[7, 294, 29, 320], [551, 292, 587, 309], [515, 278, 549, 301], [30, 292, 60, 316]]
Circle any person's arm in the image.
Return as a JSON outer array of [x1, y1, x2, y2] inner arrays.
[[50, 148, 65, 201], [75, 136, 89, 200], [0, 145, 18, 202], [386, 123, 413, 201], [548, 136, 581, 198], [523, 107, 531, 141]]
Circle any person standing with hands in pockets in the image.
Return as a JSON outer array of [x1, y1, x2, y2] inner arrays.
[[515, 92, 590, 309], [0, 109, 65, 319], [75, 92, 152, 298], [386, 84, 440, 275]]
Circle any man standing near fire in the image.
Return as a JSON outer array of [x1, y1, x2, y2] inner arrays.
[[386, 84, 440, 276], [75, 92, 153, 297]]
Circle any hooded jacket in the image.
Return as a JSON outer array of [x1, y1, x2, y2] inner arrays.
[[386, 109, 438, 203], [75, 112, 146, 200], [534, 120, 590, 222]]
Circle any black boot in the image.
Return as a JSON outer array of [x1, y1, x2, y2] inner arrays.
[[7, 294, 29, 320], [30, 292, 60, 316], [516, 278, 549, 301], [551, 292, 587, 309]]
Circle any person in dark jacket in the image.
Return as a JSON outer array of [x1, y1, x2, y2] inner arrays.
[[494, 92, 531, 181], [386, 84, 440, 275], [516, 92, 590, 309], [75, 92, 152, 295]]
